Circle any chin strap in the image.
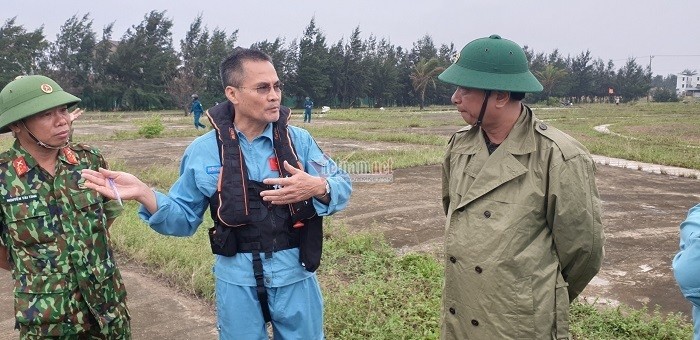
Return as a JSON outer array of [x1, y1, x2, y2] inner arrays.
[[474, 90, 492, 127], [21, 121, 68, 150]]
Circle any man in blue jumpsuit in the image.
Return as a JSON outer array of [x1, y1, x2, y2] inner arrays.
[[304, 96, 313, 123], [190, 94, 206, 129], [673, 203, 700, 340], [82, 48, 352, 339]]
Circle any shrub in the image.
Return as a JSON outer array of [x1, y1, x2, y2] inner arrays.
[[546, 97, 561, 107], [652, 88, 680, 102], [138, 115, 165, 138]]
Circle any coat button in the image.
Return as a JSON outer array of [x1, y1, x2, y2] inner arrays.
[[471, 319, 479, 326], [474, 266, 482, 273], [483, 210, 491, 218], [539, 123, 548, 130], [449, 256, 457, 263], [449, 307, 456, 315]]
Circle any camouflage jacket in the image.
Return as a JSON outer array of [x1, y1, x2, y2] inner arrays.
[[0, 140, 129, 337]]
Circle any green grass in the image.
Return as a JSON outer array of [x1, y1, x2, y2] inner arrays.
[[302, 102, 700, 171], [320, 223, 442, 339], [55, 102, 700, 172], [327, 102, 700, 170], [109, 204, 693, 339], [322, 106, 461, 128], [333, 148, 445, 170], [5, 103, 697, 337], [305, 125, 449, 146], [110, 202, 216, 299], [79, 115, 209, 142], [530, 102, 700, 169], [569, 301, 693, 339]]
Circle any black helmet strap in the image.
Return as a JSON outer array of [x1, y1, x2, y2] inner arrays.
[[475, 90, 491, 127], [20, 120, 68, 150]]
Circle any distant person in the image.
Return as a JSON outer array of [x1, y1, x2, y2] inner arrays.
[[190, 94, 206, 129], [304, 96, 314, 123], [0, 75, 130, 338], [438, 34, 604, 339], [615, 96, 620, 105], [81, 48, 352, 339], [673, 203, 700, 340]]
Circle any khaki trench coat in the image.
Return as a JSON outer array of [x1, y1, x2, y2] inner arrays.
[[441, 106, 604, 339]]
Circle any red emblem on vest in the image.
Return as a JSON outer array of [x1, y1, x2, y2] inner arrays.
[[13, 157, 29, 176], [62, 147, 78, 165], [269, 157, 279, 171]]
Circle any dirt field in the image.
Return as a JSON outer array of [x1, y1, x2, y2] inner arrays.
[[2, 113, 698, 338], [71, 114, 700, 319]]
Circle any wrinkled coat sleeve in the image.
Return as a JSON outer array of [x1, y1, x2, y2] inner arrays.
[[547, 153, 605, 301], [673, 204, 700, 307], [442, 136, 455, 216]]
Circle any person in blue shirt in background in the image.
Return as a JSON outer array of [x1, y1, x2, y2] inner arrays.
[[190, 94, 206, 129], [303, 96, 314, 123], [673, 203, 700, 340], [81, 48, 352, 340]]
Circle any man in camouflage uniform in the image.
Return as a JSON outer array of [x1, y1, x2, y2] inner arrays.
[[0, 75, 130, 339]]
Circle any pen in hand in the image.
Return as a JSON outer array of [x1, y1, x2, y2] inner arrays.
[[107, 178, 123, 206]]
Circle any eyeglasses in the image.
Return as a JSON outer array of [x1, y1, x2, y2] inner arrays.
[[235, 82, 283, 95]]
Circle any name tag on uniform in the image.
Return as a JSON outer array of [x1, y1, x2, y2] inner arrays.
[[205, 165, 220, 174], [5, 194, 38, 204], [269, 157, 279, 171]]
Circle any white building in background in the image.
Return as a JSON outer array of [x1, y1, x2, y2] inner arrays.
[[676, 72, 700, 97]]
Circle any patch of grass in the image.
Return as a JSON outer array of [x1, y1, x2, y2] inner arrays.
[[136, 165, 180, 191], [320, 223, 442, 339], [75, 111, 208, 142], [322, 107, 462, 128], [95, 104, 699, 338], [306, 125, 449, 146], [81, 126, 206, 142], [532, 103, 700, 170], [110, 209, 692, 339], [110, 202, 216, 300], [333, 147, 445, 170], [137, 115, 165, 138], [73, 104, 700, 172], [569, 300, 693, 339], [306, 103, 700, 171]]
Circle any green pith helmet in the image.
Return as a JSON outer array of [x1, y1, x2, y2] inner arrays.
[[438, 34, 543, 93], [0, 75, 81, 133]]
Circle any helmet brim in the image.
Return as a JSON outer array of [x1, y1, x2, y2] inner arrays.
[[439, 62, 543, 93], [0, 91, 80, 133]]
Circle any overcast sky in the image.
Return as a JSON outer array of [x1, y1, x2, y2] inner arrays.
[[5, 0, 699, 76]]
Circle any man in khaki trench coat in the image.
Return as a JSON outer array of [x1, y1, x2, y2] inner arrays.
[[438, 35, 604, 339]]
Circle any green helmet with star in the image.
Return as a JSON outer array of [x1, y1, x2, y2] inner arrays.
[[0, 75, 81, 133], [438, 34, 543, 93]]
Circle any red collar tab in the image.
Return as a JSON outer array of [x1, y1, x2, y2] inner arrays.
[[62, 147, 79, 165], [12, 156, 29, 176]]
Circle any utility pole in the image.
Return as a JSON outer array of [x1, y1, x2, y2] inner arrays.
[[647, 55, 655, 102]]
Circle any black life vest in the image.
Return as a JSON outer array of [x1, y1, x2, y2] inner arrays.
[[205, 101, 325, 323], [205, 101, 324, 272]]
